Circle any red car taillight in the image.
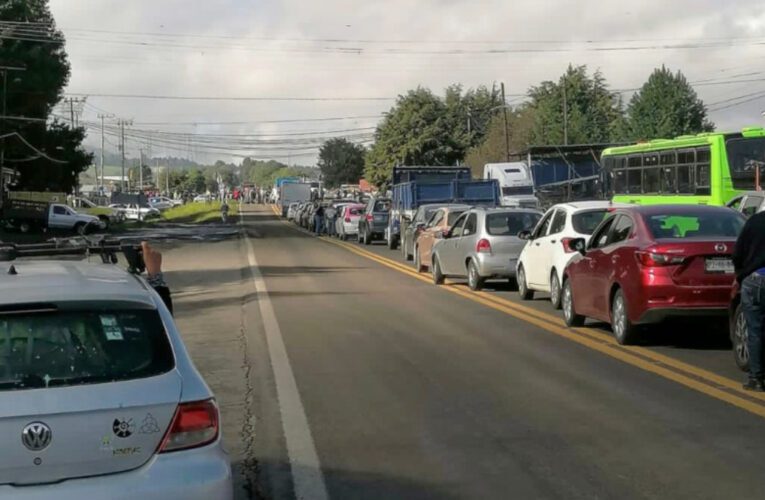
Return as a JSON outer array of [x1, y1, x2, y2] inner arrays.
[[476, 238, 492, 253], [635, 251, 686, 267], [366, 214, 373, 222], [345, 216, 351, 222], [159, 399, 219, 453], [561, 237, 576, 254]]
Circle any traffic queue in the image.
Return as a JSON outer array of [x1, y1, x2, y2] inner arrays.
[[283, 183, 763, 392]]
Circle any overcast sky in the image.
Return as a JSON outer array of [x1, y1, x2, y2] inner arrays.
[[49, 0, 765, 164]]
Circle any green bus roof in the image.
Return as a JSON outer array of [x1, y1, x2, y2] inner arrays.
[[602, 127, 765, 156]]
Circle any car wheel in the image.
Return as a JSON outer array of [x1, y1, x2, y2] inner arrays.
[[550, 272, 562, 310], [19, 222, 31, 234], [611, 289, 639, 345], [732, 303, 750, 372], [468, 261, 485, 291], [562, 278, 585, 327], [517, 265, 534, 300], [74, 222, 87, 235], [432, 256, 445, 285]]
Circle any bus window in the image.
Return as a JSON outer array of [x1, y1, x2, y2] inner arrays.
[[726, 137, 765, 191], [660, 151, 675, 166], [628, 156, 642, 168], [644, 166, 661, 193], [678, 150, 695, 165], [677, 165, 693, 193], [627, 169, 642, 193], [661, 167, 676, 193], [614, 169, 626, 193]]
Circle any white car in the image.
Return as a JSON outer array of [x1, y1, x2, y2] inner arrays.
[[335, 203, 365, 240], [286, 202, 300, 221], [193, 194, 212, 203], [149, 197, 182, 210], [109, 204, 161, 221], [516, 201, 631, 309]]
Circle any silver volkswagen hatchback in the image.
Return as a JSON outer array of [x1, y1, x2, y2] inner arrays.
[[0, 257, 232, 499]]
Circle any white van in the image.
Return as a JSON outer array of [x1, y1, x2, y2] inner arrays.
[[483, 162, 538, 208]]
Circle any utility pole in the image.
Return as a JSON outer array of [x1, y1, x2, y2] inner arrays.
[[96, 113, 113, 191], [139, 149, 144, 194], [117, 119, 133, 192], [501, 83, 510, 161], [562, 82, 569, 146]]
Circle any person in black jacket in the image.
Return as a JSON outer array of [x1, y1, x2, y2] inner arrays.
[[732, 210, 765, 391]]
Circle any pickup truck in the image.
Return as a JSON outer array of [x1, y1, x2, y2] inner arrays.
[[70, 197, 126, 228]]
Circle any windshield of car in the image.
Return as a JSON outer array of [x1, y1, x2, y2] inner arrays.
[[447, 210, 468, 225], [644, 211, 745, 239], [501, 186, 534, 196], [0, 308, 174, 391], [486, 212, 542, 236], [572, 210, 610, 235], [374, 200, 391, 212]]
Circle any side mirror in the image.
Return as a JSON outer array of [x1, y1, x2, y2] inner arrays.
[[518, 230, 532, 240], [568, 237, 586, 255], [442, 229, 452, 239]]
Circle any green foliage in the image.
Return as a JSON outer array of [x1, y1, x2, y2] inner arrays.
[[128, 164, 153, 186], [624, 66, 714, 141], [527, 65, 623, 146], [162, 201, 238, 223], [464, 107, 536, 176], [318, 138, 366, 188], [364, 85, 502, 188], [0, 0, 92, 192]]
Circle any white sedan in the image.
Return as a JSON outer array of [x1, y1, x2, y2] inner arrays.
[[109, 204, 161, 221]]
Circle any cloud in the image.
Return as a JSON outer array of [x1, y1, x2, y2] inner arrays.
[[48, 0, 765, 163]]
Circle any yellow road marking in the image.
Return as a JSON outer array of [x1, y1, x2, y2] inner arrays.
[[261, 206, 765, 418]]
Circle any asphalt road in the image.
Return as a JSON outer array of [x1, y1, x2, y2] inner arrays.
[[164, 204, 765, 500]]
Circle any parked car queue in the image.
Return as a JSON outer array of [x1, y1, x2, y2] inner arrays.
[[283, 197, 755, 373]]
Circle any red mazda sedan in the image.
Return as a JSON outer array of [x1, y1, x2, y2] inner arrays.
[[561, 205, 745, 345]]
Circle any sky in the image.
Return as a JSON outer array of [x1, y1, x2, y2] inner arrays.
[[48, 0, 765, 165]]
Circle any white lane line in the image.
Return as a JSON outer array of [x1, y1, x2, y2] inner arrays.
[[241, 213, 329, 500]]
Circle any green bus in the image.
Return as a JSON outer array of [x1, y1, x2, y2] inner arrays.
[[602, 127, 765, 206]]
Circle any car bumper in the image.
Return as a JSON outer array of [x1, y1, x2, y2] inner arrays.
[[636, 306, 728, 324], [475, 254, 518, 278], [632, 282, 731, 324], [0, 443, 233, 500]]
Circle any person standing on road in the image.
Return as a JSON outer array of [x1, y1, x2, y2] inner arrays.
[[733, 209, 765, 392], [314, 204, 325, 235], [220, 200, 230, 224]]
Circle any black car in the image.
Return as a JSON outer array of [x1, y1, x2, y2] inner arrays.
[[358, 197, 391, 245]]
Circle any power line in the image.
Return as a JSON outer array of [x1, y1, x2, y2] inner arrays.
[[66, 93, 393, 102]]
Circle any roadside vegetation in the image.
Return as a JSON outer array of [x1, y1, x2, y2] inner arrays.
[[161, 201, 239, 224]]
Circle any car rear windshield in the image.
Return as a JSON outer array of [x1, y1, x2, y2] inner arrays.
[[349, 207, 363, 216], [374, 200, 391, 212], [644, 211, 745, 239], [501, 186, 534, 196], [447, 210, 467, 225], [572, 210, 609, 235], [486, 212, 542, 236], [0, 308, 174, 391]]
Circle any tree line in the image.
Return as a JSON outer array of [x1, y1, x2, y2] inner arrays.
[[318, 65, 713, 188]]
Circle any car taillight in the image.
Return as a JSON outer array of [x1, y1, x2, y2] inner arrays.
[[345, 216, 351, 222], [366, 214, 373, 222], [159, 399, 219, 453], [476, 238, 492, 253], [561, 237, 576, 254], [635, 252, 686, 267]]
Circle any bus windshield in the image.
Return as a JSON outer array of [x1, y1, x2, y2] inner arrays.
[[726, 137, 765, 190]]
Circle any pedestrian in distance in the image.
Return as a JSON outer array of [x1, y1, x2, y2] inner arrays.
[[220, 200, 230, 224], [314, 204, 325, 235], [733, 209, 765, 392]]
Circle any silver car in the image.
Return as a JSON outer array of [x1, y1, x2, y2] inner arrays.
[[0, 260, 232, 499], [431, 207, 542, 291]]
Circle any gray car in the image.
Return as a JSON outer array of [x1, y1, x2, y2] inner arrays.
[[727, 191, 765, 218], [358, 197, 391, 245], [431, 207, 542, 291], [0, 258, 232, 499]]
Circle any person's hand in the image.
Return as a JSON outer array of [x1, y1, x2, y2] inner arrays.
[[141, 241, 163, 277]]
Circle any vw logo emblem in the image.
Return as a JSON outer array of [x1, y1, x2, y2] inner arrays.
[[21, 422, 52, 452], [715, 243, 727, 253]]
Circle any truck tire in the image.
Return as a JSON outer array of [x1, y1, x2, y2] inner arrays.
[[74, 222, 87, 235], [19, 222, 31, 234], [388, 234, 398, 250]]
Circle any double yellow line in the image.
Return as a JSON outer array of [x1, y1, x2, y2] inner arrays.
[[266, 205, 765, 419]]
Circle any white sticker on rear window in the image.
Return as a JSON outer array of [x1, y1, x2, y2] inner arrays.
[[100, 315, 124, 341]]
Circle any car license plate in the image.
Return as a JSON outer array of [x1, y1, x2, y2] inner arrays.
[[705, 257, 734, 274]]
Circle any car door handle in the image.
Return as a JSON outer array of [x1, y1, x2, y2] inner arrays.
[[535, 242, 541, 246], [550, 239, 556, 244]]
